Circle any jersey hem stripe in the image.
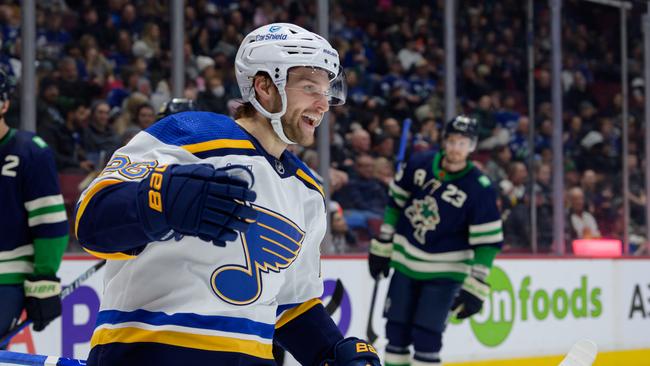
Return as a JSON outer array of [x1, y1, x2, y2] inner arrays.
[[90, 327, 274, 359]]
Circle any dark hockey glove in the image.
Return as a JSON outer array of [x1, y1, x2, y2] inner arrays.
[[24, 275, 62, 331], [368, 224, 394, 279], [321, 337, 381, 366], [451, 266, 490, 319], [137, 164, 258, 246]]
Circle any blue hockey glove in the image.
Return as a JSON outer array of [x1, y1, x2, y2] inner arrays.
[[368, 224, 394, 279], [137, 164, 258, 246], [451, 266, 490, 319], [321, 337, 381, 366], [24, 275, 62, 331]]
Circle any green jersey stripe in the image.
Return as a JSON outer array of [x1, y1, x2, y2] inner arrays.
[[469, 227, 503, 237], [28, 203, 66, 218], [393, 234, 474, 262], [391, 250, 471, 275]]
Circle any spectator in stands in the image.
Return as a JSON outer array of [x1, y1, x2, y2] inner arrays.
[[534, 163, 554, 250], [567, 186, 601, 242], [333, 154, 388, 233], [83, 101, 121, 164], [326, 202, 358, 254], [475, 95, 509, 151], [508, 116, 530, 161], [501, 161, 530, 250], [40, 101, 94, 173], [485, 144, 511, 184], [36, 78, 64, 129], [197, 74, 228, 113]]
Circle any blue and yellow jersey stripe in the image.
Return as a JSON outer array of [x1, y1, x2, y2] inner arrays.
[[91, 309, 275, 359]]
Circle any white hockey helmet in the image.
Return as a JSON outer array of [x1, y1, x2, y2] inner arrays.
[[235, 23, 347, 144]]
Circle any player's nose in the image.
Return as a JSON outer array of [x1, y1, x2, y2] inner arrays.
[[313, 94, 329, 113]]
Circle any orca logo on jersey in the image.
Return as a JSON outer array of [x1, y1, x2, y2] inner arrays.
[[210, 205, 306, 305]]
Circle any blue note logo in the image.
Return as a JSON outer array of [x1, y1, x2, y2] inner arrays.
[[269, 25, 282, 33], [211, 205, 305, 305]]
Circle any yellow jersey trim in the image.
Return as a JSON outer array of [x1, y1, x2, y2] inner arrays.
[[275, 298, 322, 329], [83, 248, 136, 260], [182, 139, 255, 154], [91, 327, 274, 360], [75, 179, 123, 237], [296, 169, 324, 198]]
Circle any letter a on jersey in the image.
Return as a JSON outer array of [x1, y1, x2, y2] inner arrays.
[[211, 205, 306, 305]]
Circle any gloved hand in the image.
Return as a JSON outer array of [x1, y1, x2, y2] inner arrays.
[[24, 274, 62, 331], [137, 164, 258, 246], [451, 266, 490, 319], [368, 224, 394, 279], [321, 337, 381, 366]]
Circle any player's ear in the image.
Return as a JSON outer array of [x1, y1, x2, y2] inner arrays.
[[253, 74, 277, 101], [253, 74, 280, 112], [0, 100, 9, 115]]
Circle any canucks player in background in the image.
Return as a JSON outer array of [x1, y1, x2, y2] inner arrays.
[[0, 69, 69, 346], [368, 116, 503, 366], [76, 23, 380, 366]]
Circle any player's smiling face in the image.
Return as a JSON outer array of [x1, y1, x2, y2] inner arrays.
[[281, 67, 330, 146]]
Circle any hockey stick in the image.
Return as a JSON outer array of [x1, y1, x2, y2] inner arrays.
[[0, 260, 107, 349], [0, 349, 85, 366], [558, 339, 598, 366], [365, 279, 380, 344], [325, 279, 345, 316]]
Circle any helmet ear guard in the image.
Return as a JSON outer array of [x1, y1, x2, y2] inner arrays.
[[234, 23, 347, 144]]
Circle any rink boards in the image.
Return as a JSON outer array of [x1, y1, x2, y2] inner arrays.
[[5, 256, 650, 365]]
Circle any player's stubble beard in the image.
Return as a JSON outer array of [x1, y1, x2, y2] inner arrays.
[[280, 112, 315, 147]]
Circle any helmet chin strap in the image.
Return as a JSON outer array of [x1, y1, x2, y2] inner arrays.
[[249, 89, 297, 145]]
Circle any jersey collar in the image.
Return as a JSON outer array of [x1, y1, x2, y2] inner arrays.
[[0, 128, 15, 147], [432, 150, 473, 181]]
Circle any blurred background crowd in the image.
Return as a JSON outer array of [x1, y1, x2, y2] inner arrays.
[[2, 0, 647, 255]]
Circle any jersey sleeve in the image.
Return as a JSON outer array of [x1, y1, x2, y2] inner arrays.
[[22, 136, 68, 276], [74, 131, 190, 259], [468, 174, 503, 269], [382, 154, 421, 228]]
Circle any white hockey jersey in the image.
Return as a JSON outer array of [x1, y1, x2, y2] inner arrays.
[[75, 112, 326, 363]]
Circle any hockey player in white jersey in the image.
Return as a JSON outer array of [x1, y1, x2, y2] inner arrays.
[[75, 23, 381, 366]]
